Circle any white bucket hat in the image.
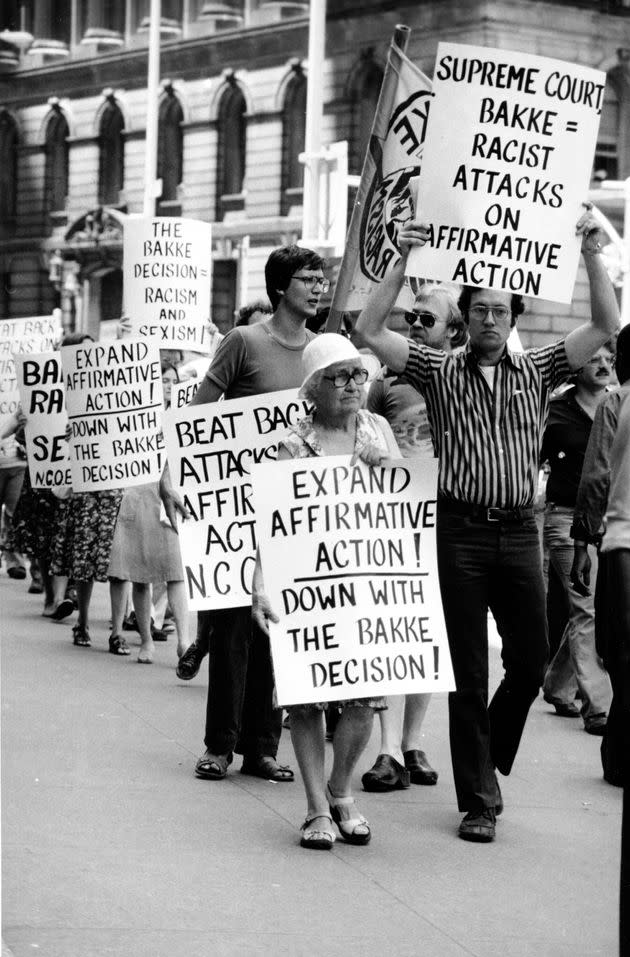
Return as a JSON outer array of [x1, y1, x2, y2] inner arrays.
[[298, 333, 365, 399]]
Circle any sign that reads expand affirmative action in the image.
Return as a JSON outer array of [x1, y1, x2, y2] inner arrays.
[[15, 352, 71, 489], [162, 390, 310, 610], [124, 217, 212, 353], [62, 338, 164, 492], [252, 455, 454, 706], [409, 43, 606, 303]]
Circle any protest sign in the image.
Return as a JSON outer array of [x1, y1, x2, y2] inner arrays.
[[162, 389, 310, 610], [252, 454, 454, 706], [172, 378, 199, 409], [124, 216, 212, 353], [15, 352, 71, 489], [408, 43, 606, 303], [61, 337, 164, 492], [0, 315, 62, 424]]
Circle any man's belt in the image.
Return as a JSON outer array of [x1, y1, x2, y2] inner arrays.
[[438, 497, 534, 524]]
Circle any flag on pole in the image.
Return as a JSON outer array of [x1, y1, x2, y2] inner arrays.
[[326, 35, 432, 329]]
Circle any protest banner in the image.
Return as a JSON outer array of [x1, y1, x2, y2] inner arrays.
[[408, 42, 606, 303], [15, 352, 71, 489], [252, 454, 454, 706], [61, 337, 164, 492], [0, 315, 62, 425], [123, 216, 212, 353], [162, 389, 310, 610], [326, 27, 433, 330]]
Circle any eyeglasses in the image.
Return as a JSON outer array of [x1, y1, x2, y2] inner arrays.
[[469, 305, 510, 321], [292, 274, 330, 293], [404, 311, 441, 329], [323, 368, 369, 388]]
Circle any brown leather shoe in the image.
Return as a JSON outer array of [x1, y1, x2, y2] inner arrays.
[[362, 754, 410, 792], [458, 808, 496, 843], [403, 749, 438, 785]]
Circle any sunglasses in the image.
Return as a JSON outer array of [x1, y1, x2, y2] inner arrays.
[[404, 311, 440, 329]]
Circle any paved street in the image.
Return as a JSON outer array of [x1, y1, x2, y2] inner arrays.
[[1, 572, 622, 957]]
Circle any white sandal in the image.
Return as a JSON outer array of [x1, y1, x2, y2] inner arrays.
[[300, 813, 336, 851], [325, 783, 371, 845]]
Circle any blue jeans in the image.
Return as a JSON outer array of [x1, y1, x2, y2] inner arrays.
[[437, 510, 548, 812], [542, 506, 611, 721]]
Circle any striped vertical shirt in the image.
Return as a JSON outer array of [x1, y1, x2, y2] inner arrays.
[[404, 339, 572, 508]]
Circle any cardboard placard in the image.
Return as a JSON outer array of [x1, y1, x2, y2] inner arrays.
[[408, 43, 605, 303], [252, 454, 454, 706], [62, 338, 164, 492], [162, 389, 310, 610], [15, 352, 71, 489], [124, 216, 212, 353]]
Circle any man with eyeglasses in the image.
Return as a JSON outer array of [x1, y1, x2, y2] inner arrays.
[[356, 211, 620, 842], [163, 244, 327, 785], [361, 283, 466, 794]]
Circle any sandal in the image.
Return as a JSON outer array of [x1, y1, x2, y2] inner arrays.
[[109, 634, 130, 656], [240, 756, 295, 783], [72, 624, 91, 647], [300, 814, 336, 851], [195, 751, 232, 780], [325, 782, 371, 845]]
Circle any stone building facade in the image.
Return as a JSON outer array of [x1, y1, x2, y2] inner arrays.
[[0, 0, 629, 346]]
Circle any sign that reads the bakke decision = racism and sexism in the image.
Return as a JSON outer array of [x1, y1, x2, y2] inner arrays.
[[162, 390, 310, 610], [124, 217, 212, 353], [252, 455, 454, 706], [62, 338, 164, 492], [409, 43, 605, 303], [15, 352, 71, 489]]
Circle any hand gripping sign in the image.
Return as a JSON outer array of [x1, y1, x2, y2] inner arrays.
[[408, 43, 606, 304], [252, 453, 454, 706]]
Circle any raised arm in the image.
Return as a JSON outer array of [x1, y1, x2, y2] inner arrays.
[[564, 209, 620, 370], [355, 221, 430, 373]]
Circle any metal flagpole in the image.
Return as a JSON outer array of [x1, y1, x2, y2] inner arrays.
[[143, 0, 161, 217]]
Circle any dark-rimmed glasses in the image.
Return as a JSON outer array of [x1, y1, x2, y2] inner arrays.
[[323, 368, 369, 389], [292, 274, 330, 293]]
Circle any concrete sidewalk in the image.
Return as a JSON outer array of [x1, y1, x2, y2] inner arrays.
[[1, 573, 622, 957]]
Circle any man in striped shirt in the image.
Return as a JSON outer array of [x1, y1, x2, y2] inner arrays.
[[356, 211, 620, 843]]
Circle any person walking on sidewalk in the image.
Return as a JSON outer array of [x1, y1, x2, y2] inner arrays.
[[541, 344, 615, 733], [356, 208, 620, 843], [162, 245, 328, 783]]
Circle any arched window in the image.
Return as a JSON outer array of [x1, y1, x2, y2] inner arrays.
[[98, 98, 125, 205], [0, 110, 18, 233], [593, 84, 619, 181], [44, 109, 69, 215], [157, 89, 184, 215], [280, 67, 306, 216], [348, 54, 383, 176], [215, 80, 247, 221]]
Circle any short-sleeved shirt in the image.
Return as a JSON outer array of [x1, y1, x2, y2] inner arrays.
[[367, 369, 434, 459], [541, 386, 596, 508], [403, 339, 572, 508], [202, 322, 315, 399]]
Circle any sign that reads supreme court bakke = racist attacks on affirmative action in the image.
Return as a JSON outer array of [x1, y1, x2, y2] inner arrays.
[[15, 352, 71, 490], [124, 217, 212, 353], [61, 338, 164, 492], [162, 390, 310, 611], [252, 455, 455, 706], [408, 43, 606, 303]]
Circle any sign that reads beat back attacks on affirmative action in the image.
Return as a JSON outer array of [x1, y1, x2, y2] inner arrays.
[[15, 352, 71, 489], [124, 217, 212, 353], [409, 43, 606, 304], [162, 390, 310, 610], [61, 338, 164, 492], [0, 315, 62, 426], [252, 455, 455, 706]]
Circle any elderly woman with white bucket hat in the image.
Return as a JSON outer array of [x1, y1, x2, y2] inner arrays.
[[253, 333, 401, 850]]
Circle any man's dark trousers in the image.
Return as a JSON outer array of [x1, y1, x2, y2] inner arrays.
[[199, 606, 282, 759], [437, 509, 549, 811]]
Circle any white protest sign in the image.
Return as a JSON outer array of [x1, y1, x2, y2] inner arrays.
[[252, 454, 454, 706], [172, 378, 199, 409], [62, 338, 164, 492], [0, 315, 62, 425], [162, 389, 310, 610], [124, 217, 212, 353], [15, 352, 71, 489], [408, 43, 605, 303]]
